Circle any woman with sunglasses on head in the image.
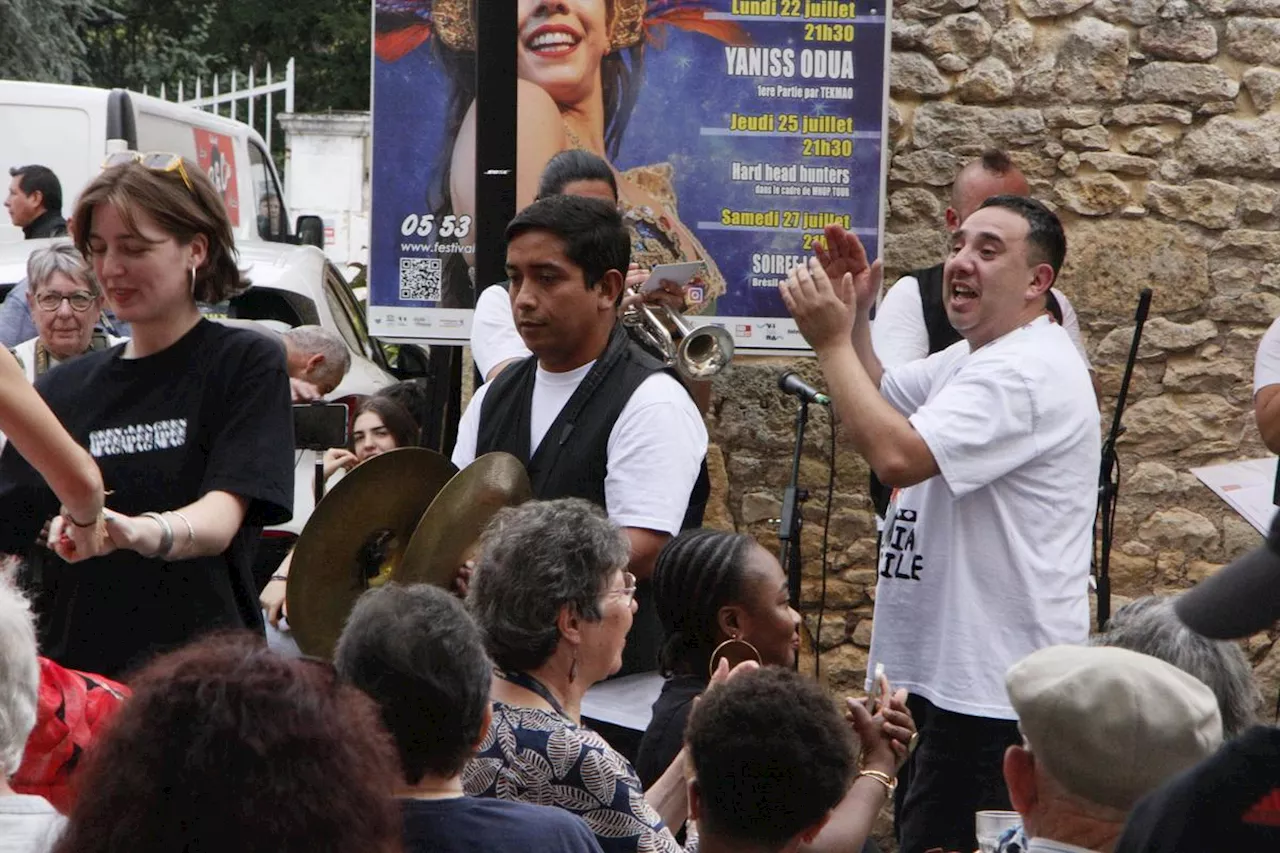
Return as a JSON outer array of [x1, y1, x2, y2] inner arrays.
[[0, 155, 295, 680]]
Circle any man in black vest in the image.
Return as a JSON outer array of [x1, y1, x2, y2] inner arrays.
[[451, 195, 708, 677]]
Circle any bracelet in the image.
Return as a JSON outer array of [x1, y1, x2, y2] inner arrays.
[[270, 573, 289, 583], [141, 512, 174, 559], [168, 510, 196, 556], [856, 769, 897, 795], [65, 511, 101, 528]]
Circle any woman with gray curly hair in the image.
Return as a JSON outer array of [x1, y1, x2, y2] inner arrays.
[[1094, 595, 1260, 737], [464, 498, 692, 853]]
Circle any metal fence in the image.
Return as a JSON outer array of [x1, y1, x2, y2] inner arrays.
[[144, 57, 295, 152]]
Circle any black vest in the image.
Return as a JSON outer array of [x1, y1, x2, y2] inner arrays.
[[475, 323, 710, 675]]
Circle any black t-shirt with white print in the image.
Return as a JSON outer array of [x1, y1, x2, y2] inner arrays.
[[0, 319, 294, 678]]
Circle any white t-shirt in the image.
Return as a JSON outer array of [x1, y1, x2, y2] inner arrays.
[[872, 274, 1091, 372], [452, 361, 707, 535], [470, 284, 532, 381], [870, 315, 1100, 719], [0, 794, 66, 853], [1254, 315, 1280, 395]]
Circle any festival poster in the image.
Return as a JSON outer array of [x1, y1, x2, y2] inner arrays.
[[368, 0, 891, 352]]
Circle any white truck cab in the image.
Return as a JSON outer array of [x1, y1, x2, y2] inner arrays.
[[0, 81, 316, 246]]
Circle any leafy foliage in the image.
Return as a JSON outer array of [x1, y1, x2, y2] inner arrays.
[[0, 0, 371, 111]]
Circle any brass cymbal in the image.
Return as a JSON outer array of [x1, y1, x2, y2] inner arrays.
[[395, 452, 532, 587], [287, 447, 457, 658]]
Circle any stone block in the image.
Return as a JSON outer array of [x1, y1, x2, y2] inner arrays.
[[889, 188, 943, 226], [1016, 0, 1094, 16], [1138, 508, 1220, 552], [1226, 17, 1280, 65], [1044, 106, 1104, 128], [991, 19, 1035, 67], [1137, 21, 1218, 61], [1162, 355, 1251, 394], [1080, 152, 1158, 175], [884, 229, 949, 277], [891, 52, 953, 98], [1106, 104, 1194, 125], [1240, 185, 1279, 222], [1060, 220, 1209, 315], [1054, 173, 1131, 215], [1119, 394, 1243, 456], [1243, 67, 1280, 112], [898, 0, 983, 21], [911, 102, 1046, 151], [1093, 0, 1162, 24], [1126, 62, 1239, 104], [1062, 125, 1110, 149], [890, 149, 964, 186], [957, 56, 1016, 102], [1052, 17, 1131, 103], [924, 12, 994, 62], [1183, 115, 1280, 177], [1146, 179, 1241, 229]]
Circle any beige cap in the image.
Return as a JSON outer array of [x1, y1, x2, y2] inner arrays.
[[1006, 645, 1223, 810]]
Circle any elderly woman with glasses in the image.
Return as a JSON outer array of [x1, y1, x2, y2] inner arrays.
[[465, 498, 701, 853], [0, 155, 294, 680], [10, 244, 123, 383]]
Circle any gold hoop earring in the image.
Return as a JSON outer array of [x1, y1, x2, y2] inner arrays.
[[708, 636, 761, 680]]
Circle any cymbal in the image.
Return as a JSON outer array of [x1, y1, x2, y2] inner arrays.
[[396, 452, 532, 587], [287, 447, 457, 658]]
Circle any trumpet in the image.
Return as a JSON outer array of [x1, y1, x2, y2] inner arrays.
[[623, 294, 735, 380]]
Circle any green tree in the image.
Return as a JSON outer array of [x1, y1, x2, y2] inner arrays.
[[0, 0, 105, 82]]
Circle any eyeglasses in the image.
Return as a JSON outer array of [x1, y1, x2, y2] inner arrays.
[[603, 571, 638, 605], [102, 151, 195, 194], [34, 291, 97, 313]]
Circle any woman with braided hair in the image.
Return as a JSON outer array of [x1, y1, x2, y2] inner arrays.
[[636, 528, 801, 786], [638, 528, 918, 853]]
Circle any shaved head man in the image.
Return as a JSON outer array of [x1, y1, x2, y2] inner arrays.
[[945, 151, 1031, 232]]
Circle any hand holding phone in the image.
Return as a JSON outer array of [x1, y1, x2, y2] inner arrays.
[[641, 261, 704, 294], [867, 662, 886, 714]]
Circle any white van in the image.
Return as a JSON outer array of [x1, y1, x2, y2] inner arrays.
[[0, 80, 318, 246]]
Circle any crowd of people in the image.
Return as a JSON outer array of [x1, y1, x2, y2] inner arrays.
[[1, 81, 1278, 853]]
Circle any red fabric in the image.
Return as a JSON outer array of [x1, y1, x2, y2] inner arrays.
[[11, 657, 129, 814]]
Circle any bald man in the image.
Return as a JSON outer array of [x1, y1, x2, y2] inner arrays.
[[873, 150, 1090, 371]]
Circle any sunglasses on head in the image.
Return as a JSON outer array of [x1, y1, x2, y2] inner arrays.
[[101, 151, 195, 194]]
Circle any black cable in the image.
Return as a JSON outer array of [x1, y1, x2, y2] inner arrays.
[[814, 411, 837, 680]]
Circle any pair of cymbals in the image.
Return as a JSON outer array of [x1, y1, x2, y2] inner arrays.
[[287, 449, 531, 658]]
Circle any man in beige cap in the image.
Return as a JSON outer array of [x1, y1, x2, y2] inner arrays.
[[1002, 645, 1223, 853]]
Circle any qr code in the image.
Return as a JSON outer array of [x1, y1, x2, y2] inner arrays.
[[399, 257, 442, 301]]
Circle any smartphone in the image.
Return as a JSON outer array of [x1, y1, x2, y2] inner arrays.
[[641, 261, 704, 294], [869, 662, 886, 713], [292, 402, 349, 451]]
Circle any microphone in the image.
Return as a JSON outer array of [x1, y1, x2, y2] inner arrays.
[[778, 371, 830, 406]]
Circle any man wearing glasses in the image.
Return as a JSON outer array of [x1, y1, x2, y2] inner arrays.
[[10, 244, 123, 383]]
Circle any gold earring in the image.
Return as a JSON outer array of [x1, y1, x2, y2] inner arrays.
[[709, 635, 761, 680]]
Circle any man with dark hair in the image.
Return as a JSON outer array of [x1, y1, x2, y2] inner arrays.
[[451, 195, 708, 678], [684, 667, 858, 853], [871, 150, 1088, 370], [334, 583, 602, 853], [781, 197, 1100, 853], [5, 166, 67, 239]]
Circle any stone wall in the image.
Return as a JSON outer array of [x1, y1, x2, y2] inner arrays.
[[708, 0, 1280, 709]]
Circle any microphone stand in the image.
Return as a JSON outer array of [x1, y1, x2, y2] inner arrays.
[[780, 398, 810, 615], [1096, 288, 1152, 631]]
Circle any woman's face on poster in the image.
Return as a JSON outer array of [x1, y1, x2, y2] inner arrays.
[[517, 0, 611, 106]]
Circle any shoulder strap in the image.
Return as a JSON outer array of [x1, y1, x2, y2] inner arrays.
[[915, 263, 962, 355]]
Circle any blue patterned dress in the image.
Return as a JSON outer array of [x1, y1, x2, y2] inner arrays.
[[463, 699, 685, 853]]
